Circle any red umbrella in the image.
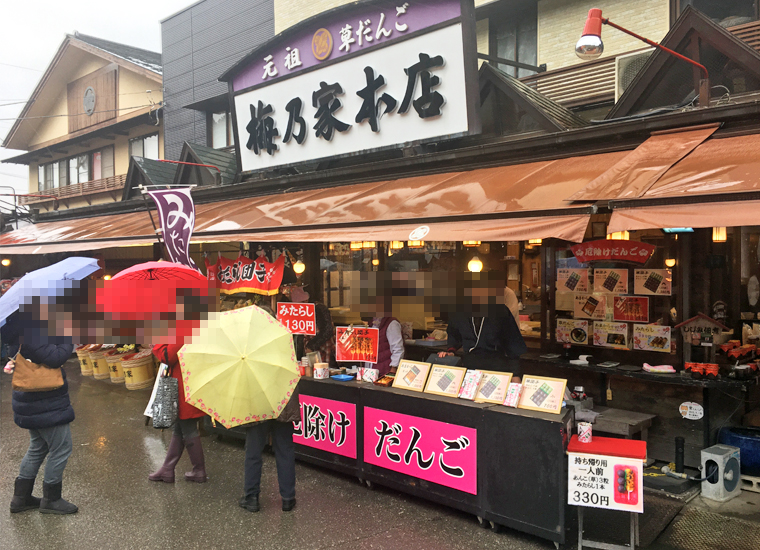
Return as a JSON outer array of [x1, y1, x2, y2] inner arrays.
[[97, 262, 212, 345]]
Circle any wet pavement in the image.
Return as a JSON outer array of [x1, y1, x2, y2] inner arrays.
[[1, 360, 552, 550]]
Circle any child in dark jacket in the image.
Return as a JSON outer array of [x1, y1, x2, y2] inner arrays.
[[3, 310, 77, 515]]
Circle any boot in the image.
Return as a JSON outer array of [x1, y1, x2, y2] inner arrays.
[[183, 436, 207, 483], [39, 481, 78, 515], [282, 498, 296, 512], [10, 477, 41, 513], [149, 434, 184, 483], [238, 495, 260, 512]]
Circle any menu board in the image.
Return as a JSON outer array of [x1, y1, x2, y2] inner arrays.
[[474, 371, 513, 404], [424, 365, 467, 398], [574, 293, 608, 320], [392, 360, 432, 392], [593, 321, 629, 350], [556, 319, 590, 345], [518, 376, 567, 414], [633, 324, 672, 353], [593, 269, 629, 294], [634, 269, 672, 295], [336, 326, 379, 363], [613, 296, 649, 323], [558, 269, 590, 292]]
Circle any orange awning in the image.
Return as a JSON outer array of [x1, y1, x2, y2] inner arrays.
[[567, 124, 719, 201], [0, 151, 629, 254], [608, 199, 760, 233]]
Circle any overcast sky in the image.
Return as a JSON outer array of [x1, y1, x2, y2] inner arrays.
[[0, 0, 193, 206]]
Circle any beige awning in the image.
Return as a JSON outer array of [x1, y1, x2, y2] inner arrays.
[[0, 151, 630, 254]]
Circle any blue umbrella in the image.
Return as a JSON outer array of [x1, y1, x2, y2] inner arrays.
[[0, 257, 100, 328]]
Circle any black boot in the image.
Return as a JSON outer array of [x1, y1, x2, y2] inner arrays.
[[282, 498, 296, 512], [239, 494, 260, 512], [10, 477, 41, 513], [39, 481, 78, 515]]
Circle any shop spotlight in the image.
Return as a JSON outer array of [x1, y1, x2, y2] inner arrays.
[[575, 8, 604, 60], [665, 258, 676, 268], [607, 231, 629, 241], [293, 260, 306, 274], [468, 256, 483, 273], [462, 240, 481, 247], [1, 258, 10, 267], [712, 227, 727, 243]]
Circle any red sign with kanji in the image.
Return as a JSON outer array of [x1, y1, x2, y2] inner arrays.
[[336, 326, 379, 363], [571, 240, 655, 265], [277, 302, 316, 335]]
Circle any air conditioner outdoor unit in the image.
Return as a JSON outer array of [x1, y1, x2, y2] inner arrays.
[[701, 444, 742, 502], [614, 48, 655, 102]]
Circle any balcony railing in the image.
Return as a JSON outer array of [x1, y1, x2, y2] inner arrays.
[[518, 22, 760, 108], [19, 173, 127, 206]]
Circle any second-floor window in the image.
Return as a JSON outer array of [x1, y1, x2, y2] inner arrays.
[[676, 0, 758, 25], [210, 111, 234, 148], [130, 133, 159, 160], [38, 146, 114, 190], [490, 1, 538, 78]]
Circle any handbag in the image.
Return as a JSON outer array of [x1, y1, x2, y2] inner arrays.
[[12, 353, 64, 392], [152, 367, 179, 429]]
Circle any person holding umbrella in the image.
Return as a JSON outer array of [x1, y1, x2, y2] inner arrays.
[[1, 257, 101, 515]]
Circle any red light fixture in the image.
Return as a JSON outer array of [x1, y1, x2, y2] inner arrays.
[[576, 9, 710, 106]]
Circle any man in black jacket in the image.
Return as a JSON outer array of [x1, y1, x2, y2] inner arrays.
[[3, 305, 77, 515]]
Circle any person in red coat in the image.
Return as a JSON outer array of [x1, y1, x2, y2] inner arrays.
[[148, 342, 207, 483]]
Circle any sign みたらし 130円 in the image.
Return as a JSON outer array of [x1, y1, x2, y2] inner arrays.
[[364, 407, 477, 494]]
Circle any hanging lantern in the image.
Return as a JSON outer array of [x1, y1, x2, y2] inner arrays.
[[712, 227, 727, 242], [362, 241, 376, 249], [350, 241, 363, 250], [528, 239, 543, 245], [407, 240, 425, 248], [468, 256, 483, 272], [293, 260, 306, 274], [390, 241, 405, 250], [607, 231, 630, 240], [462, 240, 481, 247]]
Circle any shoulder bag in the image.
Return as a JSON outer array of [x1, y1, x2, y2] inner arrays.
[[12, 353, 64, 392]]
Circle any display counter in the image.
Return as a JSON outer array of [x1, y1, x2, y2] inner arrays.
[[293, 377, 573, 545]]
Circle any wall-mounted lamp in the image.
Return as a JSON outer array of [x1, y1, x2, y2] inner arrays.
[[665, 258, 676, 268], [576, 8, 709, 106], [712, 227, 727, 243], [468, 256, 483, 273]]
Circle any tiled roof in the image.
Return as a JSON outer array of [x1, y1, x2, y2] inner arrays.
[[181, 143, 238, 185], [73, 32, 162, 74]]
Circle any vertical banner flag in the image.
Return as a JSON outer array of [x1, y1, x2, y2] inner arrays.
[[147, 188, 198, 270]]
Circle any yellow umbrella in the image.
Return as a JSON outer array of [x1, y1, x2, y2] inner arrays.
[[177, 305, 300, 429]]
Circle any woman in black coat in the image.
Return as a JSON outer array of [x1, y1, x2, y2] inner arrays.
[[3, 309, 78, 515]]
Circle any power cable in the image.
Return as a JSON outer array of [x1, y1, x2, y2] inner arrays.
[[0, 61, 42, 72], [0, 103, 161, 122]]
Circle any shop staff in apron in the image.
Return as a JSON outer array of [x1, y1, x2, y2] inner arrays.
[[439, 273, 526, 378]]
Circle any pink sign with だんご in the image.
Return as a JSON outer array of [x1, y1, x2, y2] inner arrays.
[[363, 407, 478, 494]]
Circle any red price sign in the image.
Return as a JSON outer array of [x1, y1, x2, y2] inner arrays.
[[336, 326, 379, 363], [277, 303, 316, 335]]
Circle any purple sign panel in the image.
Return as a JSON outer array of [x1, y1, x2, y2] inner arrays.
[[147, 188, 199, 270], [232, 0, 462, 92]]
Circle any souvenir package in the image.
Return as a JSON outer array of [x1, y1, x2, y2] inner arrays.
[[362, 368, 379, 383], [458, 370, 483, 400], [503, 382, 523, 407]]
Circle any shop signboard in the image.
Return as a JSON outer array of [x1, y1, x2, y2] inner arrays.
[[568, 452, 644, 513], [294, 395, 357, 458], [632, 324, 672, 353], [556, 319, 589, 345], [364, 406, 478, 494], [225, 0, 480, 172], [593, 269, 628, 294], [613, 296, 649, 323], [593, 322, 629, 350], [574, 293, 607, 321], [558, 268, 590, 292], [336, 326, 380, 363], [571, 240, 655, 265], [634, 269, 672, 295], [277, 302, 317, 335], [205, 254, 285, 295]]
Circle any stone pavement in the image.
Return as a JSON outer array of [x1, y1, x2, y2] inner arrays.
[[0, 361, 550, 550]]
